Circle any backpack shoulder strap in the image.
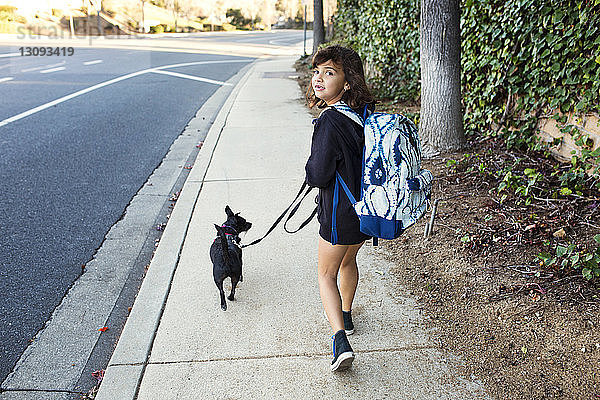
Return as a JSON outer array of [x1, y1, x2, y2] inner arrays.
[[335, 171, 357, 204], [330, 103, 365, 127]]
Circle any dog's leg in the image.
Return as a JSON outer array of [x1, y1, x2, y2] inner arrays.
[[216, 280, 227, 311], [228, 276, 239, 301]]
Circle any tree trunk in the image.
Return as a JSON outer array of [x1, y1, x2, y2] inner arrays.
[[419, 0, 465, 155], [141, 0, 145, 32], [313, 0, 325, 55]]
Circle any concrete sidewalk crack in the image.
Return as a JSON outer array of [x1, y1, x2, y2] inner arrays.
[[109, 344, 438, 368]]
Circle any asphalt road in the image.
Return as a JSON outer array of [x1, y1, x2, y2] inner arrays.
[[167, 29, 310, 46], [0, 44, 256, 385]]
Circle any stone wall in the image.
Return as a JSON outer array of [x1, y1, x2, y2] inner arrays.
[[536, 113, 600, 163]]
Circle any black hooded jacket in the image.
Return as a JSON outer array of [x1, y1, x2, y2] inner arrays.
[[305, 107, 371, 245]]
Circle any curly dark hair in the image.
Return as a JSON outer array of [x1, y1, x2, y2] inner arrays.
[[306, 45, 374, 110]]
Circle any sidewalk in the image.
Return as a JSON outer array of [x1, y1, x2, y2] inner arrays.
[[96, 56, 491, 400]]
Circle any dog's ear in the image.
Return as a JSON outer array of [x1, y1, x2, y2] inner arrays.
[[214, 224, 223, 232], [225, 205, 234, 217]]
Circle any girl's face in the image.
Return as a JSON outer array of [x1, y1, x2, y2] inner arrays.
[[312, 60, 347, 106]]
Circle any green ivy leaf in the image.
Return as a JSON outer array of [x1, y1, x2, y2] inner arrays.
[[560, 187, 572, 196], [557, 245, 568, 257], [583, 268, 592, 280], [570, 253, 580, 267], [537, 252, 552, 263]]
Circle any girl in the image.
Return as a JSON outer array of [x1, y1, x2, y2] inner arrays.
[[305, 45, 374, 372]]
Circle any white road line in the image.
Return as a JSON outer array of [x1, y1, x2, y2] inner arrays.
[[21, 66, 44, 73], [0, 77, 14, 83], [83, 60, 103, 65], [150, 70, 233, 86], [22, 61, 66, 73], [0, 69, 149, 128], [153, 59, 251, 70], [40, 67, 66, 74], [0, 52, 20, 58], [0, 59, 251, 128]]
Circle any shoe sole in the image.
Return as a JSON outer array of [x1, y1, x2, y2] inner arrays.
[[331, 351, 354, 372]]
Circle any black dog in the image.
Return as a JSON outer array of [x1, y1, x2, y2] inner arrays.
[[210, 206, 252, 311]]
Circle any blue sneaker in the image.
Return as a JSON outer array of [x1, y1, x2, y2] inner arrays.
[[331, 330, 354, 372]]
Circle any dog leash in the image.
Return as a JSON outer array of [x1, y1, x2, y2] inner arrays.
[[241, 181, 317, 248]]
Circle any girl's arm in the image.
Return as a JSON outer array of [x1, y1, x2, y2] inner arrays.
[[305, 114, 341, 188]]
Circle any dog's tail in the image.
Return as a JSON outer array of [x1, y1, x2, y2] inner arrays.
[[214, 224, 232, 268]]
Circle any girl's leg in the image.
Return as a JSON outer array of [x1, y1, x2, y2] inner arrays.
[[317, 238, 363, 332], [318, 238, 347, 332], [339, 241, 364, 312]]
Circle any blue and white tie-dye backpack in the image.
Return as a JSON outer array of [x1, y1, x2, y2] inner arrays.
[[331, 102, 434, 243]]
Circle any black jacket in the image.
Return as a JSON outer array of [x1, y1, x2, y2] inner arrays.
[[305, 108, 371, 245]]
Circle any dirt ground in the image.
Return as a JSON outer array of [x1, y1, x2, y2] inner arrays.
[[295, 57, 600, 399], [382, 153, 600, 399]]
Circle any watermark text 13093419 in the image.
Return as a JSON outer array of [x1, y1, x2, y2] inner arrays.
[[20, 47, 75, 56]]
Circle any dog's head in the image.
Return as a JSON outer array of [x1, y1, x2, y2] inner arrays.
[[222, 205, 252, 234]]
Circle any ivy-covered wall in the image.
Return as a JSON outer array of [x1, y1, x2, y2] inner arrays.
[[334, 0, 600, 183], [335, 0, 420, 101], [461, 0, 599, 148]]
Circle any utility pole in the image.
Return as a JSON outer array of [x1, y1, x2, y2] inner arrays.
[[141, 0, 145, 33], [312, 0, 324, 55], [302, 0, 307, 56], [69, 8, 74, 37], [89, 0, 102, 35]]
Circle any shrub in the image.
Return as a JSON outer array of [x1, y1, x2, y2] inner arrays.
[[149, 24, 163, 34], [538, 235, 600, 280], [335, 0, 420, 102], [222, 22, 236, 31]]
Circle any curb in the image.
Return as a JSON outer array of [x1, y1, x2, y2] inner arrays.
[[94, 58, 258, 400]]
